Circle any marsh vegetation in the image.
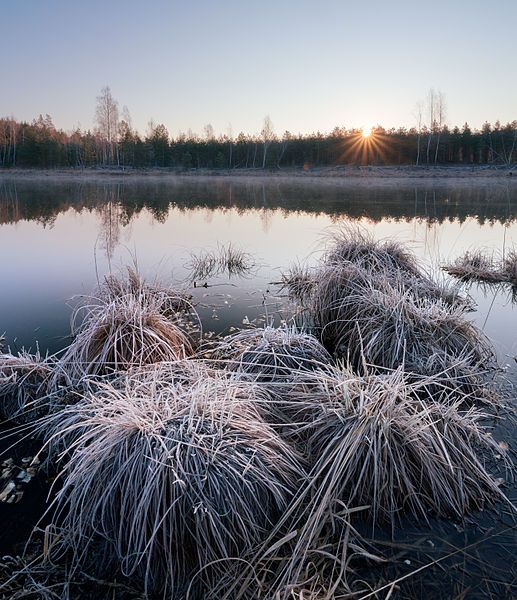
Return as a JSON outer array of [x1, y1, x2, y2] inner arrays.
[[445, 247, 517, 288], [0, 228, 514, 599]]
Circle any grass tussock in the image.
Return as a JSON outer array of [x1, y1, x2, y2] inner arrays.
[[1, 239, 513, 599], [214, 325, 334, 426], [444, 250, 502, 283], [55, 268, 195, 385], [0, 350, 51, 423], [325, 226, 422, 277], [295, 365, 506, 527], [217, 325, 333, 381], [445, 247, 517, 287], [42, 362, 303, 596], [310, 261, 493, 397], [188, 242, 255, 280]]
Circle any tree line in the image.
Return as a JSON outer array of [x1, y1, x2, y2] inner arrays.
[[1, 87, 516, 170]]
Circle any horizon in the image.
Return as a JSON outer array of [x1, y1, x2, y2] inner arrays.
[[1, 1, 516, 137]]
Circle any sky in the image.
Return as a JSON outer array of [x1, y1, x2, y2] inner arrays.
[[1, 0, 516, 138]]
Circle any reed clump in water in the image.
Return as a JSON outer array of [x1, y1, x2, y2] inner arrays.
[[188, 242, 255, 281], [41, 362, 302, 597], [0, 350, 52, 424], [325, 227, 422, 277], [55, 268, 195, 385], [323, 227, 467, 307], [445, 247, 517, 288], [104, 266, 193, 317], [278, 262, 316, 305], [444, 250, 502, 283]]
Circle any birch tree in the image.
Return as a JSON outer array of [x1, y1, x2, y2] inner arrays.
[[261, 115, 274, 168], [95, 86, 119, 164], [203, 123, 214, 141], [227, 123, 233, 168], [414, 100, 424, 166], [426, 88, 436, 165], [433, 91, 447, 164]]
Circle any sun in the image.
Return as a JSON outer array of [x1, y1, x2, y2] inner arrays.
[[362, 127, 372, 139]]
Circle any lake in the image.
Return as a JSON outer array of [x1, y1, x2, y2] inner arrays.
[[0, 175, 516, 597], [1, 176, 517, 361]]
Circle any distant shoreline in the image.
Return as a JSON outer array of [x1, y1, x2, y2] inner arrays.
[[1, 165, 516, 186]]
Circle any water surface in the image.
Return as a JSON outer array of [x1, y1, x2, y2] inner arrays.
[[1, 177, 517, 360]]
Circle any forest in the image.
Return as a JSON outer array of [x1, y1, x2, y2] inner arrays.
[[1, 88, 516, 170]]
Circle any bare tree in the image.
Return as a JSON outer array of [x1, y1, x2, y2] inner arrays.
[[278, 130, 292, 167], [95, 86, 119, 164], [95, 86, 119, 143], [434, 91, 447, 164], [121, 105, 132, 132], [413, 100, 424, 166], [261, 115, 274, 168], [227, 123, 233, 168], [425, 88, 436, 165], [507, 120, 517, 166], [424, 88, 447, 166], [0, 117, 18, 167], [203, 123, 214, 141]]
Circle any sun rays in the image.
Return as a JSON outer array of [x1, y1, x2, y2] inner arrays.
[[337, 126, 392, 165]]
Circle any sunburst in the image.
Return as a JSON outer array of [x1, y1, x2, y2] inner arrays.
[[336, 127, 390, 165]]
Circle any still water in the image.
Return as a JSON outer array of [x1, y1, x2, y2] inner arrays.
[[0, 176, 516, 597], [1, 176, 517, 362]]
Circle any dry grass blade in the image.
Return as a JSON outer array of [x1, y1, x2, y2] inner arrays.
[[0, 553, 147, 599]]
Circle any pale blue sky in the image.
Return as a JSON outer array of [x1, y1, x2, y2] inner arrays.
[[1, 0, 515, 137]]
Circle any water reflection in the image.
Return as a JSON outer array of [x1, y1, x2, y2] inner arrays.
[[1, 178, 517, 357], [1, 179, 517, 234]]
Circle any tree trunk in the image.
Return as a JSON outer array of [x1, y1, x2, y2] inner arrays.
[[434, 133, 441, 165], [426, 133, 432, 165]]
